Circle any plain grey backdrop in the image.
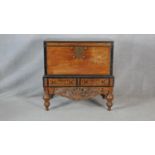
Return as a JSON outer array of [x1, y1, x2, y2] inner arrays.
[[0, 34, 155, 120]]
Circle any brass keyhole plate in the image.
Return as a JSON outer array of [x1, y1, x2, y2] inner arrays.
[[74, 47, 86, 59]]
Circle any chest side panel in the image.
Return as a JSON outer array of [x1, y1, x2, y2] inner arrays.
[[45, 42, 112, 75]]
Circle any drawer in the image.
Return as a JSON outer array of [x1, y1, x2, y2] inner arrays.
[[48, 78, 76, 86], [80, 78, 110, 86], [45, 42, 112, 75]]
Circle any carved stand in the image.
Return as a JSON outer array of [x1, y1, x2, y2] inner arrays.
[[43, 85, 114, 111]]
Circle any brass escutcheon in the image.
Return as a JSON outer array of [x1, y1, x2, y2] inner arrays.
[[73, 47, 87, 59]]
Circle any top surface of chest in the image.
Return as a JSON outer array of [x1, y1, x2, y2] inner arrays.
[[44, 41, 113, 76]]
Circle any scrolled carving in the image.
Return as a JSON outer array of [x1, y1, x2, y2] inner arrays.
[[54, 87, 112, 100]]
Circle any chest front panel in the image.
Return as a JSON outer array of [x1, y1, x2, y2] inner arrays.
[[45, 43, 112, 75]]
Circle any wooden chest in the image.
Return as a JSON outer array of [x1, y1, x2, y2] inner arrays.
[[43, 41, 114, 111]]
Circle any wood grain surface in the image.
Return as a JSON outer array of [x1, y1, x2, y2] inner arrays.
[[46, 46, 111, 75]]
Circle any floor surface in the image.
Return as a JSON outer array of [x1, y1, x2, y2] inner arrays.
[[0, 95, 154, 121]]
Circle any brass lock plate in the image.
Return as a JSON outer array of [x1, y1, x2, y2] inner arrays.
[[74, 47, 86, 59]]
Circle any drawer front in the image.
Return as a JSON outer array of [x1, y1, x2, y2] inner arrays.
[[80, 78, 110, 86], [46, 43, 112, 75], [48, 78, 76, 86]]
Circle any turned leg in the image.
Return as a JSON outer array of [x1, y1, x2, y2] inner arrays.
[[43, 92, 50, 111], [43, 86, 55, 111], [106, 93, 114, 111]]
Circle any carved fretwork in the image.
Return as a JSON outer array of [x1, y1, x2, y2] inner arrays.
[[53, 87, 112, 100], [43, 86, 114, 110]]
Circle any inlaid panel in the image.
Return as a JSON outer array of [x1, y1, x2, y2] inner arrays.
[[80, 78, 110, 86], [48, 78, 76, 86]]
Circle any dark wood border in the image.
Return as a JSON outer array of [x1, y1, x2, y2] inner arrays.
[[44, 75, 114, 78], [43, 41, 114, 77], [44, 41, 114, 43], [110, 41, 114, 75], [44, 41, 47, 75]]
